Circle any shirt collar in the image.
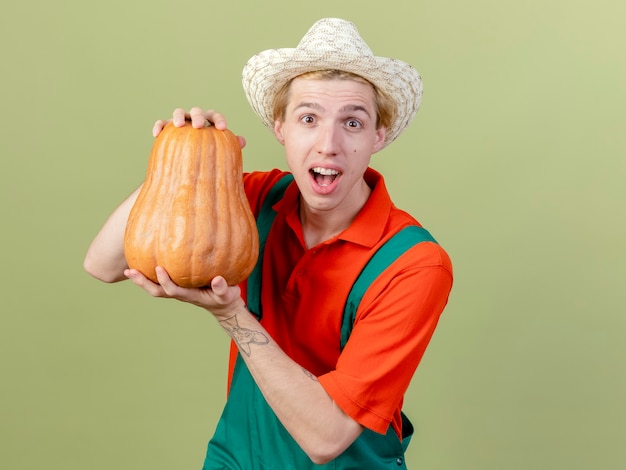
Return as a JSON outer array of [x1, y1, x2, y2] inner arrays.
[[275, 168, 392, 248]]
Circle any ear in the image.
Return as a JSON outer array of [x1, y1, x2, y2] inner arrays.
[[371, 127, 386, 154], [273, 120, 285, 145]]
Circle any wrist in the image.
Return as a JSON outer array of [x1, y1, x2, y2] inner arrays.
[[217, 307, 269, 357], [208, 298, 247, 321]]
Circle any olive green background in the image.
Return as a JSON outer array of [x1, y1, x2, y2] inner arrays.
[[1, 0, 624, 468]]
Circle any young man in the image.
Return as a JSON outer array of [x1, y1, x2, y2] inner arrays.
[[84, 18, 453, 469]]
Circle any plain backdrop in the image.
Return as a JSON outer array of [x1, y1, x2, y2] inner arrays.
[[1, 1, 624, 469]]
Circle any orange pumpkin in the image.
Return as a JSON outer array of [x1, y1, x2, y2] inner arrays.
[[124, 122, 259, 287]]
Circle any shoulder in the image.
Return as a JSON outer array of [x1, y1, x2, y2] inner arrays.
[[359, 221, 453, 314], [404, 235, 453, 275], [243, 169, 292, 216], [380, 200, 453, 271]]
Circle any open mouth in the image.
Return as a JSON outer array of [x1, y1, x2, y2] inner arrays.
[[310, 167, 340, 187]]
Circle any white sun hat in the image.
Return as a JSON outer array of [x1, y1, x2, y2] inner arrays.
[[241, 17, 423, 149]]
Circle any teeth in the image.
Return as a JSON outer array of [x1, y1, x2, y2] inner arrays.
[[311, 167, 339, 176]]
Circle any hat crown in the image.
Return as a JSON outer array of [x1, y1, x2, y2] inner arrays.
[[242, 18, 423, 149], [297, 18, 374, 57]]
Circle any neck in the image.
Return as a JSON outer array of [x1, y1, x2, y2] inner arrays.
[[299, 181, 372, 249]]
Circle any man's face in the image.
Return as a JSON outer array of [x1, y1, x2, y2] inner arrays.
[[273, 77, 386, 215]]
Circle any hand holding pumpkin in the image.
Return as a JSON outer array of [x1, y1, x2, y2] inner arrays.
[[125, 266, 246, 319], [152, 107, 247, 150]]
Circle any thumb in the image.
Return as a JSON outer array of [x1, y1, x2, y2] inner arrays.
[[210, 276, 229, 296], [237, 135, 247, 149]]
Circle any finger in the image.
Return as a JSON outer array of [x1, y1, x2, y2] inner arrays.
[[152, 119, 170, 137], [172, 108, 187, 127], [190, 109, 228, 130], [124, 269, 168, 297], [206, 110, 228, 130], [154, 266, 181, 296], [237, 135, 247, 149], [189, 107, 210, 129]]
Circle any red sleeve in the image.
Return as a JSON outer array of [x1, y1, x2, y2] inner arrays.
[[243, 169, 291, 218], [318, 242, 453, 434]]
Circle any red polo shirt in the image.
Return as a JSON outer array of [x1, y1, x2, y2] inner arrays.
[[230, 167, 453, 438]]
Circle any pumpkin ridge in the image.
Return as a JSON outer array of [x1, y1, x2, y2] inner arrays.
[[192, 126, 214, 286], [159, 127, 186, 282], [187, 127, 202, 286], [213, 129, 230, 283]]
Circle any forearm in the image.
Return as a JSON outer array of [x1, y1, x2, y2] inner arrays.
[[84, 185, 142, 283], [217, 305, 363, 464]]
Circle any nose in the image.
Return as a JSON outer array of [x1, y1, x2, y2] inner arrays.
[[316, 123, 340, 156]]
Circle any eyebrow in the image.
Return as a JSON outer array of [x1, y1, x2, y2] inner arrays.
[[340, 104, 371, 117], [293, 102, 372, 117], [294, 102, 324, 112]]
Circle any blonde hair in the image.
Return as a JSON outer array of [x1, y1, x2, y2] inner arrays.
[[272, 70, 397, 130]]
